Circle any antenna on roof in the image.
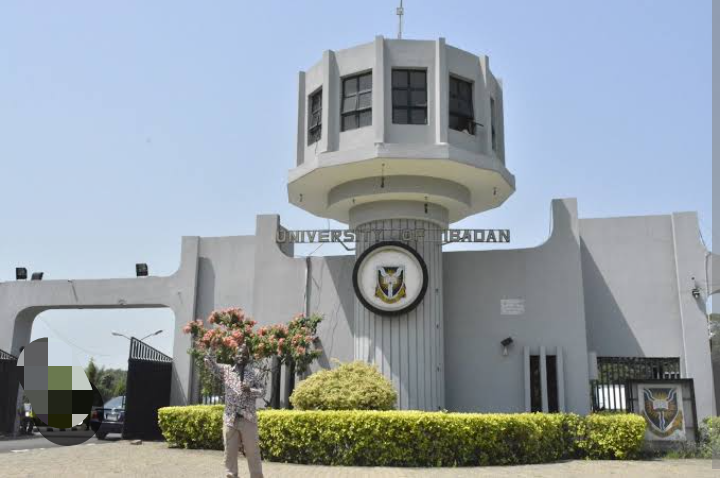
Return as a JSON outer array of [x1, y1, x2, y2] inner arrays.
[[396, 0, 404, 39]]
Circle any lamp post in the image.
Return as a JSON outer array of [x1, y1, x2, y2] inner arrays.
[[111, 330, 163, 342]]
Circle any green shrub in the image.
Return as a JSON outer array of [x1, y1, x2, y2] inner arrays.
[[159, 405, 224, 449], [158, 407, 646, 465], [573, 413, 646, 459], [289, 361, 397, 411]]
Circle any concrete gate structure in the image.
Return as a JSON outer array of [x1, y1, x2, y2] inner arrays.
[[0, 36, 716, 422]]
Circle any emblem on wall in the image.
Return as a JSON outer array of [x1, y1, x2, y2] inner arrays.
[[376, 266, 406, 304], [638, 385, 685, 440], [353, 241, 428, 316]]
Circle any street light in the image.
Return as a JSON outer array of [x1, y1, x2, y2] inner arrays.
[[111, 330, 163, 341], [140, 329, 163, 341]]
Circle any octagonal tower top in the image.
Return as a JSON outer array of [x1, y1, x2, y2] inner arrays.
[[288, 36, 515, 227]]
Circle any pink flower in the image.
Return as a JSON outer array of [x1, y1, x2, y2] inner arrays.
[[209, 315, 217, 324], [182, 324, 192, 334]]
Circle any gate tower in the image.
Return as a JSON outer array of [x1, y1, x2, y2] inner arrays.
[[288, 37, 515, 410]]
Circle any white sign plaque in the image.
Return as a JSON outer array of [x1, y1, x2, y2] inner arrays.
[[501, 299, 525, 316]]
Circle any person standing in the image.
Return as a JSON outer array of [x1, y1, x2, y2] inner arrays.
[[205, 342, 265, 478]]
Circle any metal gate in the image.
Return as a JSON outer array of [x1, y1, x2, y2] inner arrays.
[[122, 338, 172, 440], [0, 349, 19, 434], [590, 356, 681, 412]]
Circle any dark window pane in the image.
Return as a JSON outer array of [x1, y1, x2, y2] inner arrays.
[[459, 81, 471, 99], [342, 114, 357, 131], [410, 90, 426, 107], [358, 73, 372, 91], [530, 355, 541, 413], [311, 91, 322, 113], [546, 355, 559, 413], [342, 96, 357, 113], [357, 91, 372, 110], [449, 76, 474, 134], [393, 108, 408, 124], [410, 108, 427, 124], [392, 70, 408, 88], [392, 89, 408, 107], [449, 77, 458, 95], [410, 71, 426, 88], [343, 78, 357, 97], [308, 127, 321, 145], [307, 89, 322, 145], [449, 98, 462, 113], [358, 110, 372, 127]]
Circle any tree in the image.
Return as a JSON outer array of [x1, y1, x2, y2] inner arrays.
[[183, 308, 324, 408], [86, 358, 99, 386]]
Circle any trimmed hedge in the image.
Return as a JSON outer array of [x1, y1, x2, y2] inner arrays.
[[290, 361, 397, 411], [159, 406, 646, 466]]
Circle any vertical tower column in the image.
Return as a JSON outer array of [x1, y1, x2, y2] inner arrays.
[[352, 214, 444, 411]]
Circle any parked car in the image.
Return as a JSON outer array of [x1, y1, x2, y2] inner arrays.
[[90, 395, 125, 439]]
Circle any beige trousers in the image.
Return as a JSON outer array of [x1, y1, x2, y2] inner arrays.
[[223, 416, 263, 478]]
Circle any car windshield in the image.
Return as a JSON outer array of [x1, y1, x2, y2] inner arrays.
[[104, 396, 125, 409]]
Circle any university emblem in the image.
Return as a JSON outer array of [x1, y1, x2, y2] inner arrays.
[[375, 266, 406, 304], [352, 241, 428, 316], [641, 387, 684, 438]]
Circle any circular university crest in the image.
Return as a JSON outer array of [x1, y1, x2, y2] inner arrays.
[[352, 241, 428, 316]]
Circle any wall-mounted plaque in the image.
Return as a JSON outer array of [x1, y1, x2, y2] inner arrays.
[[352, 241, 428, 316]]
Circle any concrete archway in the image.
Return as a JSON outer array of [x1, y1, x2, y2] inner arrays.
[[0, 237, 201, 405]]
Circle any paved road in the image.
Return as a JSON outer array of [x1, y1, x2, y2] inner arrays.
[[0, 433, 121, 454], [0, 441, 718, 477]]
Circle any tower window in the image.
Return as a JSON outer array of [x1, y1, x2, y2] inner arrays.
[[341, 72, 372, 132], [392, 69, 427, 125], [308, 88, 322, 145], [449, 76, 475, 135], [490, 96, 497, 151]]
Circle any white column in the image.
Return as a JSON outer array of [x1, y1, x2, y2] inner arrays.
[[353, 218, 444, 411], [557, 347, 566, 412], [540, 345, 548, 413], [523, 346, 531, 412]]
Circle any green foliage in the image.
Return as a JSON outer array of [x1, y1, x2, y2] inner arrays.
[[84, 358, 127, 404], [702, 416, 720, 452], [289, 361, 397, 411], [158, 407, 647, 465], [571, 413, 646, 459], [159, 405, 224, 450]]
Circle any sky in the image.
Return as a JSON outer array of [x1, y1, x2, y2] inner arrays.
[[0, 1, 712, 369]]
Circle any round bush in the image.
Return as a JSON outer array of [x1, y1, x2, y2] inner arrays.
[[289, 361, 397, 411]]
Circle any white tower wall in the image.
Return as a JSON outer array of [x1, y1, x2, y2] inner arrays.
[[352, 215, 444, 410]]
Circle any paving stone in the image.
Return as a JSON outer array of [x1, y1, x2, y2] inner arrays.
[[0, 441, 717, 477]]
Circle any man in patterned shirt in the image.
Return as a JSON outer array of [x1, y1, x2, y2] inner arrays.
[[205, 342, 265, 478]]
